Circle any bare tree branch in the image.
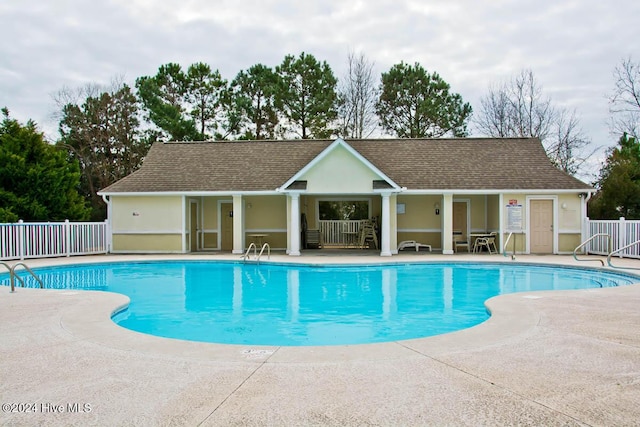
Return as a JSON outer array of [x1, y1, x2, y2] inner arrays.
[[609, 57, 640, 140], [474, 69, 594, 177], [337, 51, 379, 139], [546, 108, 598, 175]]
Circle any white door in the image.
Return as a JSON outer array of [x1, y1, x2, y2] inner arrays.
[[190, 202, 199, 252], [530, 200, 553, 253], [453, 202, 468, 236], [221, 203, 233, 251]]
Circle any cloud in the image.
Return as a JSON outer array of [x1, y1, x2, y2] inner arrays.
[[1, 0, 639, 154]]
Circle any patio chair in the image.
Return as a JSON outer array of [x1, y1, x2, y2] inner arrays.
[[305, 229, 323, 249], [486, 232, 498, 253], [473, 232, 498, 254], [397, 240, 432, 252], [358, 222, 378, 249], [453, 231, 470, 252]]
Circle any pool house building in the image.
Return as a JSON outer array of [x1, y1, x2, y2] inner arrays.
[[98, 137, 594, 256]]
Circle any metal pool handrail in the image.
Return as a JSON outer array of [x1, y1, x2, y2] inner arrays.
[[257, 243, 270, 264], [242, 243, 257, 261], [573, 233, 611, 266], [0, 262, 19, 289], [607, 240, 640, 270], [1, 261, 44, 292], [502, 232, 516, 260]]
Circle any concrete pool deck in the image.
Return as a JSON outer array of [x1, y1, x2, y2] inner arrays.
[[1, 253, 640, 426]]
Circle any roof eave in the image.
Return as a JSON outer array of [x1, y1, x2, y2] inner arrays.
[[98, 190, 285, 197], [400, 188, 594, 195]]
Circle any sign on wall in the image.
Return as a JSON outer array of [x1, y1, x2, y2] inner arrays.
[[506, 203, 523, 231]]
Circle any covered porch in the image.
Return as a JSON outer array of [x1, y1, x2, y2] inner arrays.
[[288, 192, 505, 256], [182, 189, 588, 257]]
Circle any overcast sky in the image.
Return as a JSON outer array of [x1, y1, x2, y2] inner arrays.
[[1, 0, 638, 178]]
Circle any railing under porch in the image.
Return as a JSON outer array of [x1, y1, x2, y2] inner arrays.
[[318, 220, 369, 247]]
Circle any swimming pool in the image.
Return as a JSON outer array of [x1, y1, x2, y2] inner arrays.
[[2, 261, 637, 346]]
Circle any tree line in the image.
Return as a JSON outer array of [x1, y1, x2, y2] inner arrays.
[[1, 53, 639, 221]]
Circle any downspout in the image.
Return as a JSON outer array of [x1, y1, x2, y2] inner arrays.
[[181, 196, 187, 253], [581, 191, 593, 248], [101, 194, 112, 253], [583, 191, 593, 219]]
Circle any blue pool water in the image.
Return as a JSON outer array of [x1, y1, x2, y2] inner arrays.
[[2, 261, 637, 346]]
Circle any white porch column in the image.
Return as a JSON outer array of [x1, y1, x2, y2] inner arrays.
[[380, 192, 392, 256], [232, 194, 244, 254], [442, 193, 454, 254], [289, 193, 301, 256]]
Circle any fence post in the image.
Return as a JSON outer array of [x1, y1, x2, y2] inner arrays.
[[18, 219, 24, 260], [582, 216, 589, 254], [619, 217, 626, 258], [104, 219, 110, 254], [65, 219, 71, 257]]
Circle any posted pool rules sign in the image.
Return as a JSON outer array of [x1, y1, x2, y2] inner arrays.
[[506, 200, 523, 231]]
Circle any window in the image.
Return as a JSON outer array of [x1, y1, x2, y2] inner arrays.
[[318, 200, 369, 220]]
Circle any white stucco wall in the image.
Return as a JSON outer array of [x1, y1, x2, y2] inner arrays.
[[111, 196, 183, 233]]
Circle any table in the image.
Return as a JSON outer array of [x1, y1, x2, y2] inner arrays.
[[248, 233, 269, 247]]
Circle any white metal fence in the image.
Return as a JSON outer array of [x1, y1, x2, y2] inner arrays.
[[1, 218, 638, 260], [0, 220, 109, 261], [585, 218, 640, 259]]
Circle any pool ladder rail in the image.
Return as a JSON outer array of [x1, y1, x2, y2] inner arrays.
[[502, 232, 516, 260], [607, 239, 640, 270], [1, 261, 44, 292], [573, 233, 611, 266], [242, 242, 271, 263], [573, 234, 640, 271]]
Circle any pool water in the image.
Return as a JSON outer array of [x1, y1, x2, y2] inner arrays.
[[2, 261, 637, 346]]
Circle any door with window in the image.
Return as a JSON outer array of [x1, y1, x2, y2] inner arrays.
[[530, 199, 553, 253], [453, 201, 468, 236]]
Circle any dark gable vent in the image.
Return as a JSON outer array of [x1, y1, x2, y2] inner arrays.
[[286, 180, 307, 190], [373, 180, 394, 189]]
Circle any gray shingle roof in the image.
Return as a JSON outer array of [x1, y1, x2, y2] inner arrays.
[[99, 138, 592, 194]]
